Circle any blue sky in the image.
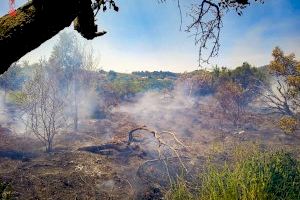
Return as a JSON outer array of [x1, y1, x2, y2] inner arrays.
[[0, 0, 300, 72]]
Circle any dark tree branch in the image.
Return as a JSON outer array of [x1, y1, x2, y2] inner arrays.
[[0, 0, 118, 74], [175, 0, 264, 65]]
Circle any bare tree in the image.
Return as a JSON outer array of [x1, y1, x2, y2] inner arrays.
[[20, 61, 66, 152]]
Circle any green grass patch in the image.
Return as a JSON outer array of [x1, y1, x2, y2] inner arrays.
[[167, 144, 300, 200]]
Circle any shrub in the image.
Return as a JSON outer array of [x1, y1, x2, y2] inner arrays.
[[167, 145, 300, 200], [200, 151, 300, 200], [215, 81, 245, 127], [279, 116, 298, 134], [0, 180, 12, 200]]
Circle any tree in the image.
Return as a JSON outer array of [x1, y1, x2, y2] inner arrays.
[[262, 47, 299, 117], [213, 63, 267, 105], [20, 61, 66, 152], [261, 47, 300, 134], [49, 31, 98, 131], [179, 70, 213, 96], [0, 63, 25, 102], [216, 81, 245, 127], [0, 0, 264, 73]]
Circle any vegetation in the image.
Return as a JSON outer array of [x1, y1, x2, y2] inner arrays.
[[49, 31, 97, 131], [216, 81, 245, 127], [261, 47, 300, 134], [0, 64, 25, 102], [132, 71, 177, 79], [20, 62, 67, 152], [279, 116, 298, 135], [212, 62, 267, 102], [167, 144, 300, 200], [0, 180, 12, 200], [179, 70, 213, 96], [97, 70, 175, 105], [1, 43, 297, 138], [0, 29, 299, 198], [265, 47, 300, 117]]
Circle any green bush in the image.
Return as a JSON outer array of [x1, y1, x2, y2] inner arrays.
[[266, 152, 300, 199], [167, 145, 300, 200], [7, 90, 27, 105], [0, 180, 12, 200]]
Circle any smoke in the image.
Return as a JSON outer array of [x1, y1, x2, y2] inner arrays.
[[115, 84, 198, 135], [64, 85, 100, 130], [0, 91, 26, 135], [0, 91, 9, 124]]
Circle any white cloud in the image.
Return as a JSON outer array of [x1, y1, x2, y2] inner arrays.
[[212, 20, 300, 68]]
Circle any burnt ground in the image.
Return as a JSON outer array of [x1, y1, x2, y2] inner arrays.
[[0, 105, 300, 200]]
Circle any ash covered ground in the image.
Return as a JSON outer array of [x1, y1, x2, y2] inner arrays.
[[0, 90, 299, 200]]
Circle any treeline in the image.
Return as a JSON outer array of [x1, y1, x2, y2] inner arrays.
[[98, 70, 174, 102], [132, 70, 177, 79], [0, 62, 267, 102], [179, 62, 267, 97]]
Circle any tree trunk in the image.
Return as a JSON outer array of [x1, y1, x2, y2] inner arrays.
[[3, 84, 7, 104], [73, 78, 79, 132], [46, 139, 53, 153], [0, 0, 102, 74], [74, 93, 78, 132]]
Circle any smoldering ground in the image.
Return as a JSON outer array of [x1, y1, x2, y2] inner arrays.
[[116, 85, 197, 132]]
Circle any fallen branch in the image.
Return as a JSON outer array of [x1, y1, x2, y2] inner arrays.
[[127, 126, 188, 185]]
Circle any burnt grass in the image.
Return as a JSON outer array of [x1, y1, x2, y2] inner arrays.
[[0, 109, 299, 200]]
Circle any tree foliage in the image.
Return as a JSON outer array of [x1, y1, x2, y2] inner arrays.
[[49, 31, 98, 131], [216, 81, 245, 127], [0, 64, 25, 102], [213, 63, 266, 105], [279, 116, 298, 135], [179, 70, 213, 96], [261, 47, 299, 134]]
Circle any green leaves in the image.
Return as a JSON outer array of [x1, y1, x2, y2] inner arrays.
[[0, 180, 12, 200]]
